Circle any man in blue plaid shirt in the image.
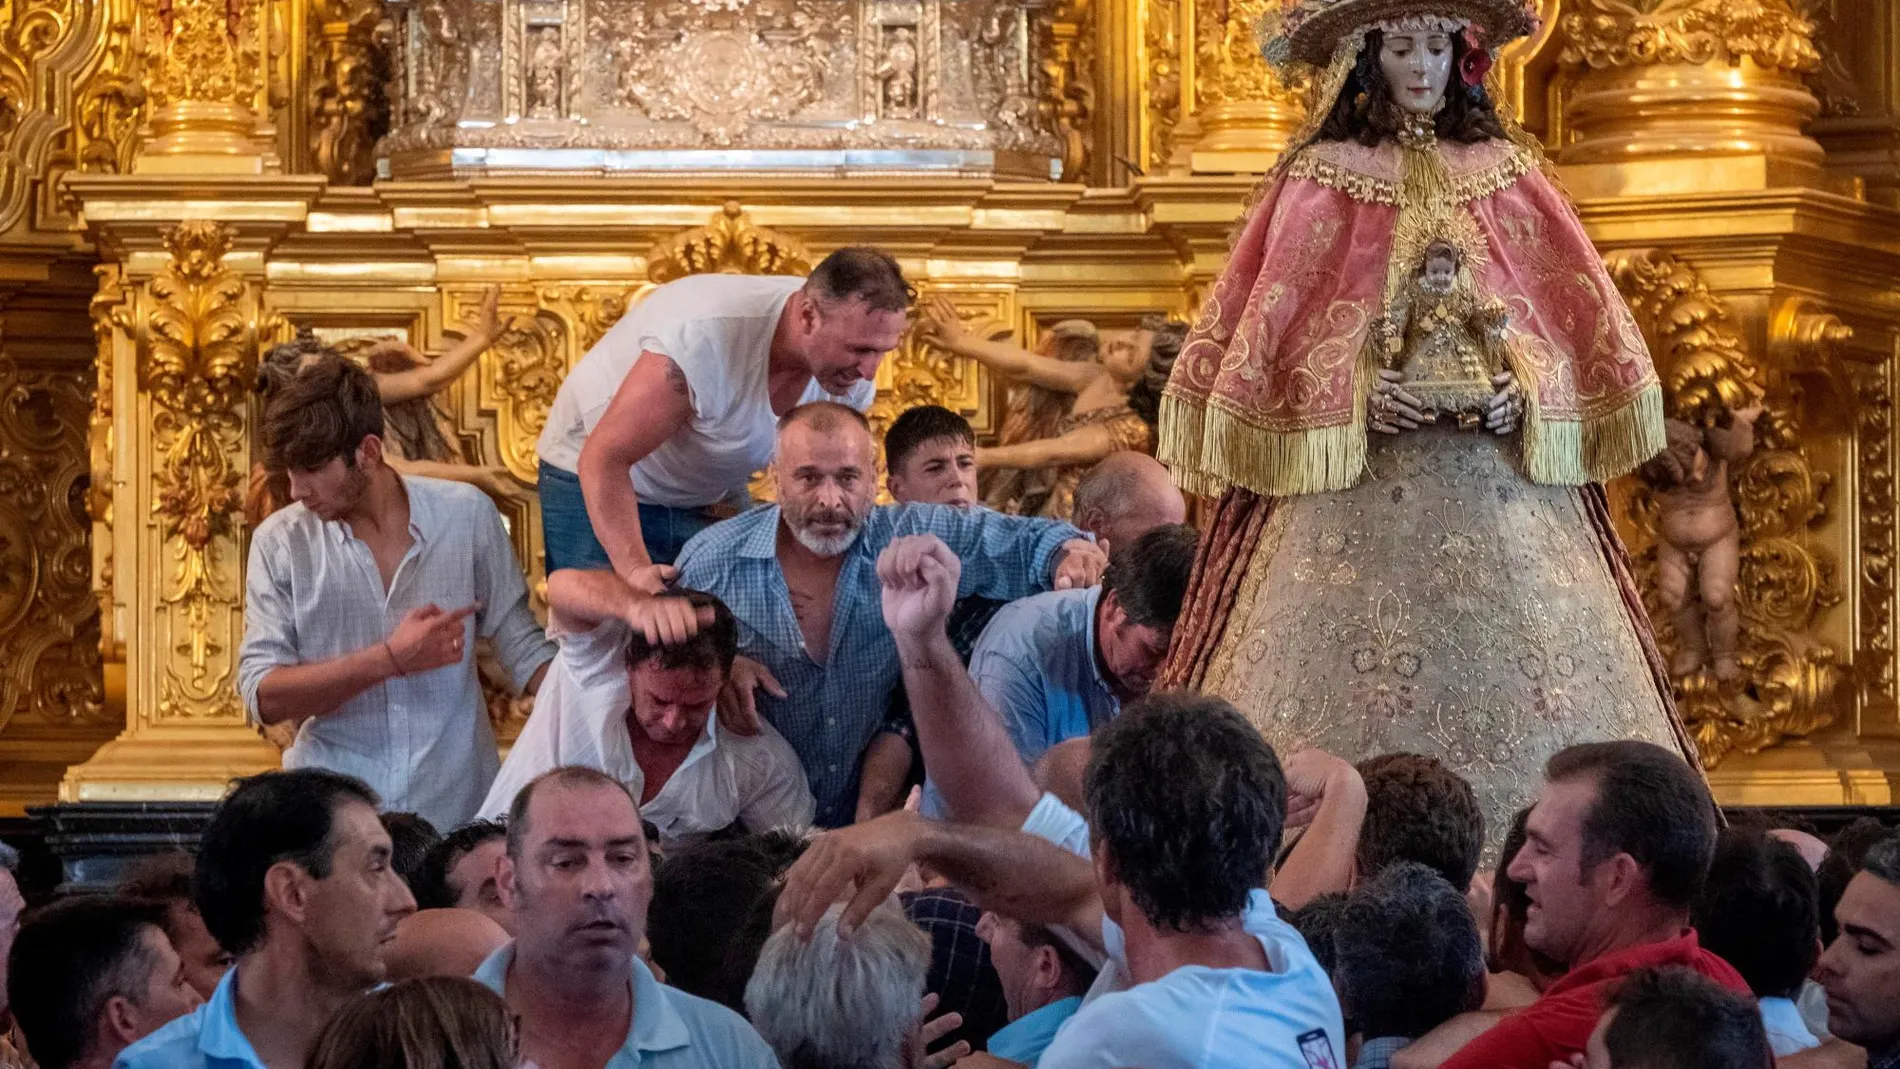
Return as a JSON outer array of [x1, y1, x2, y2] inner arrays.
[[676, 402, 1104, 827]]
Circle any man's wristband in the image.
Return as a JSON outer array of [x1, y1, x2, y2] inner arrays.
[[383, 639, 405, 677]]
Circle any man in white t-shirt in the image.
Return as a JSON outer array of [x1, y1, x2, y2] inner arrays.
[[772, 535, 1352, 1069], [537, 247, 912, 579], [478, 569, 814, 844]]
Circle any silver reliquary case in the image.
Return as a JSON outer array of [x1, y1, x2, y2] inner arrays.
[[378, 0, 1064, 179]]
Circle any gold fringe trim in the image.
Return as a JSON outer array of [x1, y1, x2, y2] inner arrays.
[[1160, 346, 1378, 498], [1281, 142, 1533, 208], [1517, 379, 1666, 486], [1283, 154, 1401, 205]]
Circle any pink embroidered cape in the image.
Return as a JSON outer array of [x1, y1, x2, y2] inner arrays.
[[1159, 136, 1664, 498]]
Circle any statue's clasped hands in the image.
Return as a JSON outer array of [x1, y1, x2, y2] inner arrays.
[[1368, 368, 1431, 435], [1484, 370, 1525, 436]]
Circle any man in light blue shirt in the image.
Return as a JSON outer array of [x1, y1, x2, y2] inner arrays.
[[676, 403, 1103, 826], [479, 764, 775, 1069], [961, 524, 1195, 788], [976, 910, 1095, 1068], [116, 770, 417, 1069], [774, 535, 1350, 1069]]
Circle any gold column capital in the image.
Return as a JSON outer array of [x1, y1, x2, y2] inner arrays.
[[132, 0, 280, 174], [1556, 0, 1835, 194]]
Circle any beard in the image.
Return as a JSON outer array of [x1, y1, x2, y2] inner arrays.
[[784, 499, 866, 558]]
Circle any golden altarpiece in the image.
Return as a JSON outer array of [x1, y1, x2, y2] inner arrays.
[[0, 0, 1897, 816]]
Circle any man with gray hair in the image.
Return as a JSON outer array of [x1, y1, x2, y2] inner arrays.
[[745, 900, 931, 1069], [1069, 452, 1187, 557]]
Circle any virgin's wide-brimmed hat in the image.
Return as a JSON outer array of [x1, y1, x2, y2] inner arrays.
[[1265, 0, 1539, 68]]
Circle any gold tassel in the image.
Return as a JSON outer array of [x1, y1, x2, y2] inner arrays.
[[1518, 381, 1666, 486], [1159, 368, 1374, 499]]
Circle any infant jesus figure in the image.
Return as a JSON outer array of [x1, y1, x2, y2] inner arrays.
[[1375, 238, 1511, 429], [1639, 405, 1763, 682]]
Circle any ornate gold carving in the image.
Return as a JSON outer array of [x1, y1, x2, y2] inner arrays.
[[141, 221, 266, 720], [479, 303, 567, 485], [1559, 0, 1821, 74], [89, 263, 128, 663], [1850, 347, 1896, 719], [0, 355, 107, 730], [647, 202, 812, 285], [143, 0, 264, 109], [75, 9, 146, 174], [1040, 0, 1096, 182], [308, 0, 388, 184], [1556, 0, 1825, 169], [1144, 0, 1183, 169], [1607, 249, 1843, 767]]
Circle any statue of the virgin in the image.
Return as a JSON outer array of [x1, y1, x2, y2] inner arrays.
[[1157, 0, 1699, 834]]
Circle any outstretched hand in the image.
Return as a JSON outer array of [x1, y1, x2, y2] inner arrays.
[[717, 655, 782, 738], [917, 294, 973, 349], [775, 810, 928, 940], [879, 535, 964, 640]]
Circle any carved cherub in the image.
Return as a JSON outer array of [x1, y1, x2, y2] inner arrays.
[[1639, 405, 1764, 682], [1372, 238, 1511, 429]]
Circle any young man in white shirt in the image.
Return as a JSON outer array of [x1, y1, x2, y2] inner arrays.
[[774, 535, 1351, 1069], [478, 572, 814, 844], [540, 247, 912, 578], [237, 354, 556, 832]]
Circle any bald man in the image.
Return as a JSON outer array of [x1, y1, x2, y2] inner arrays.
[[674, 402, 1106, 827], [1071, 452, 1188, 554]]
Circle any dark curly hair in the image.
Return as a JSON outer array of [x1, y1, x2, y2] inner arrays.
[[1336, 863, 1486, 1040], [1355, 753, 1485, 891], [1316, 29, 1507, 147], [1085, 693, 1285, 932], [1126, 315, 1187, 428]]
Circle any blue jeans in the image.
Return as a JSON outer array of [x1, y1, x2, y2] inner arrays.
[[538, 461, 720, 572]]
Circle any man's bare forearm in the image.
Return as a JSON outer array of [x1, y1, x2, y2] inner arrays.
[[855, 732, 913, 823], [916, 820, 1101, 943], [577, 448, 653, 578], [254, 645, 396, 726], [545, 568, 639, 628], [894, 627, 1040, 829]]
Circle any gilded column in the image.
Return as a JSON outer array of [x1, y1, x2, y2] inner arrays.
[[1149, 0, 1304, 174], [133, 0, 280, 172], [1555, 0, 1829, 195], [62, 221, 280, 801]]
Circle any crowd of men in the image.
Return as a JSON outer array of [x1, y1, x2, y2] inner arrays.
[[2, 249, 1897, 1069]]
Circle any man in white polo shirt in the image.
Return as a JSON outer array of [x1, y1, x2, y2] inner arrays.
[[537, 247, 912, 580], [477, 570, 814, 844]]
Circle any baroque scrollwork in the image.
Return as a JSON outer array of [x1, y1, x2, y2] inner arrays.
[[1195, 0, 1300, 108], [1607, 248, 1843, 767], [1851, 350, 1896, 719], [1040, 0, 1095, 181], [647, 202, 812, 284], [141, 221, 265, 720], [141, 0, 265, 110], [1144, 0, 1182, 169], [481, 304, 569, 483], [89, 264, 128, 662], [602, 0, 834, 144], [1559, 0, 1822, 75], [74, 9, 146, 174], [0, 354, 107, 731]]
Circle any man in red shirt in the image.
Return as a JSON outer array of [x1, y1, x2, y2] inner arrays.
[[1421, 741, 1747, 1069]]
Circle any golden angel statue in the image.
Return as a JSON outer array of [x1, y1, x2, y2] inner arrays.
[[1157, 0, 1697, 833]]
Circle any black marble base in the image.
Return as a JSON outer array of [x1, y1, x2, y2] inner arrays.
[[27, 801, 219, 895]]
